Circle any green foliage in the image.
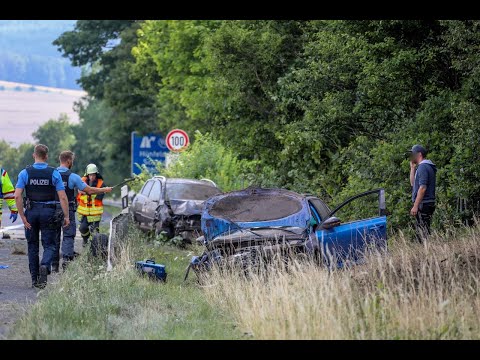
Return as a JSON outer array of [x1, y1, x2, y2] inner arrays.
[[133, 132, 257, 193], [54, 20, 156, 183], [32, 114, 76, 163], [52, 20, 480, 233], [69, 98, 125, 185], [163, 132, 256, 192], [133, 20, 220, 133], [0, 141, 34, 183], [53, 20, 136, 97]]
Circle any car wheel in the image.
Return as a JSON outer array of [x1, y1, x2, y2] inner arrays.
[[155, 222, 174, 239]]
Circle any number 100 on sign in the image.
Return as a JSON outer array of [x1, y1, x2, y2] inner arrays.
[[166, 129, 190, 152]]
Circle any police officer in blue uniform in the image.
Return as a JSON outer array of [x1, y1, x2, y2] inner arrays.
[[52, 151, 112, 271], [14, 144, 70, 288]]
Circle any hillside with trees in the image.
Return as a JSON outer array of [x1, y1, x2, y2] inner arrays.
[[0, 20, 81, 89], [3, 20, 479, 233], [52, 20, 480, 231]]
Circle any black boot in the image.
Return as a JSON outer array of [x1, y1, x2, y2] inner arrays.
[[51, 263, 60, 273], [37, 265, 48, 288]]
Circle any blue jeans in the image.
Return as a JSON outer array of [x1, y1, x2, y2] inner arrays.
[[25, 204, 57, 282], [53, 209, 76, 263]]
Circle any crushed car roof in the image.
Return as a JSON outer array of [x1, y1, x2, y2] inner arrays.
[[201, 187, 312, 242], [210, 189, 304, 222]]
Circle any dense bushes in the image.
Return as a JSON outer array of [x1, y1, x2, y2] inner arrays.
[[52, 20, 480, 232]]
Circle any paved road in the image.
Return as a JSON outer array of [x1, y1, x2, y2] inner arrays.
[[0, 207, 117, 339]]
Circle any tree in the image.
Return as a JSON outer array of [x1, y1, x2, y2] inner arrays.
[[53, 20, 480, 230], [32, 114, 76, 164], [53, 20, 136, 97], [54, 20, 157, 182]]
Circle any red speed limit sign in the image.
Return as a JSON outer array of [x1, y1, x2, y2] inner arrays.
[[166, 129, 190, 152]]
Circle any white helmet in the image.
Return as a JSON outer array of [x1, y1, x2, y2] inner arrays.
[[85, 163, 98, 175]]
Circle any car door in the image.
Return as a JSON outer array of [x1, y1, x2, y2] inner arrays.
[[132, 180, 154, 225], [143, 180, 162, 229], [314, 189, 387, 267]]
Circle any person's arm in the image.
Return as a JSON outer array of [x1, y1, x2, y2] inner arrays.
[[83, 185, 112, 195], [57, 190, 70, 227], [411, 186, 426, 216], [14, 170, 29, 229], [411, 165, 428, 216], [14, 188, 30, 229], [410, 161, 416, 187], [72, 174, 112, 195], [52, 170, 69, 227]]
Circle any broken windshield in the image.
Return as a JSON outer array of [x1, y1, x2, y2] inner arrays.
[[166, 183, 219, 201]]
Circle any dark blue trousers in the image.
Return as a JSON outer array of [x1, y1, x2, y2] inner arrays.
[[53, 209, 77, 263], [25, 204, 56, 283]]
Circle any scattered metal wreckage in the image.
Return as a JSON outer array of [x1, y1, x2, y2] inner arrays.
[[130, 176, 221, 243], [185, 187, 387, 280]]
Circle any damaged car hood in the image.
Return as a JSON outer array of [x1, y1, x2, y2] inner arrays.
[[201, 187, 312, 243], [167, 199, 204, 216], [210, 227, 307, 245]]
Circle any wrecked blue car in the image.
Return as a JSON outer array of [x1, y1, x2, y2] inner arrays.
[[185, 187, 387, 279]]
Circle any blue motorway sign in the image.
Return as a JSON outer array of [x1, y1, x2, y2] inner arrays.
[[131, 132, 169, 175]]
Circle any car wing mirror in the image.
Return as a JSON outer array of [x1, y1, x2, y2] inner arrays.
[[321, 216, 341, 230]]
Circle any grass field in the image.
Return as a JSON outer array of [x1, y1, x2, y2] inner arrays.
[[8, 223, 480, 339], [204, 227, 480, 339], [0, 80, 85, 147], [9, 228, 241, 340]]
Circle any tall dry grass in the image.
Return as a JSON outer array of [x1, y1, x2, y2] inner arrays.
[[202, 225, 480, 339]]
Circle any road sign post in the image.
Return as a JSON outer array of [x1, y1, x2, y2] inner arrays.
[[131, 132, 169, 175]]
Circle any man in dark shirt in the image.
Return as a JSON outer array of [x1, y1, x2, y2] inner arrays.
[[407, 144, 437, 243]]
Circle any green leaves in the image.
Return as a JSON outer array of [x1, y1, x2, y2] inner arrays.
[[52, 20, 480, 232], [32, 114, 76, 163]]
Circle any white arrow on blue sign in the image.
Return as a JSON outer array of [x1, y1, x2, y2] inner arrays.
[[131, 131, 169, 175]]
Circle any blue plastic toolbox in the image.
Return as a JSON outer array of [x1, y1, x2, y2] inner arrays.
[[135, 259, 167, 282]]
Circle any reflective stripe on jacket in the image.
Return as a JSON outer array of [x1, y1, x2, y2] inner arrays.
[[76, 177, 104, 216], [0, 167, 17, 214]]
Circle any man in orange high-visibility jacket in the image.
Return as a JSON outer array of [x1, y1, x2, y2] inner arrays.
[[77, 163, 107, 246]]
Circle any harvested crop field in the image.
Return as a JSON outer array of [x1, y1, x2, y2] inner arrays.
[[0, 81, 85, 146]]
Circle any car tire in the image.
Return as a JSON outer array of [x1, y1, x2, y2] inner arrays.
[[155, 222, 174, 239]]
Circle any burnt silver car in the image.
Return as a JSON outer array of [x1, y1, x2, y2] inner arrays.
[[131, 177, 221, 242]]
